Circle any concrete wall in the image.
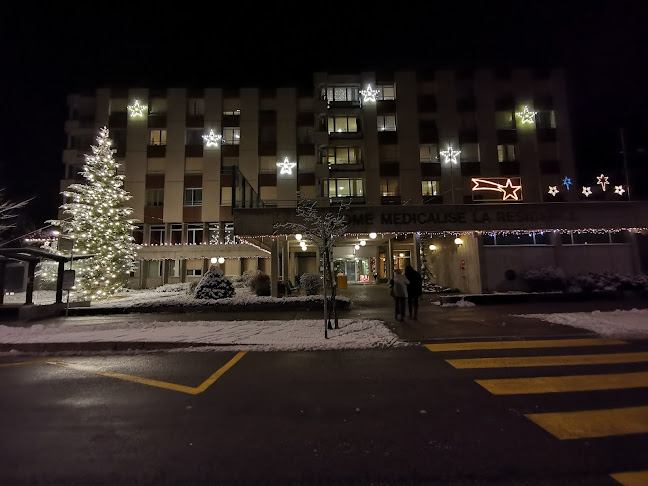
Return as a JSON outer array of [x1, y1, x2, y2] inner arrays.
[[425, 234, 482, 293]]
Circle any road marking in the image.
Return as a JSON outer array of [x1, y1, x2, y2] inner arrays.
[[446, 352, 648, 369], [526, 405, 648, 439], [477, 371, 648, 395], [0, 360, 48, 368], [425, 338, 626, 352], [47, 351, 247, 395], [610, 470, 648, 486]]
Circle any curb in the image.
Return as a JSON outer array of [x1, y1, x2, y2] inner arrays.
[[0, 341, 233, 354]]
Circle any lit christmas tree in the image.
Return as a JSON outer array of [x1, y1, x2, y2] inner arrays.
[[48, 127, 139, 300]]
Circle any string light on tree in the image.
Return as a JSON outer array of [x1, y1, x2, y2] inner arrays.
[[516, 105, 537, 124], [614, 185, 626, 195], [440, 146, 461, 164], [127, 100, 147, 118], [597, 174, 609, 191], [582, 186, 592, 197], [360, 84, 380, 102], [548, 186, 559, 196], [46, 127, 139, 301], [202, 129, 222, 147], [562, 177, 572, 190], [277, 157, 297, 175]]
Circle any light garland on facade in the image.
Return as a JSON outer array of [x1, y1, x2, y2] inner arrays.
[[277, 157, 297, 175], [360, 84, 380, 102], [516, 105, 537, 124], [596, 174, 609, 191], [582, 186, 592, 197], [440, 146, 461, 164], [127, 100, 147, 118], [471, 178, 522, 201], [548, 186, 559, 196], [614, 185, 626, 196], [562, 177, 572, 190], [202, 129, 222, 147]]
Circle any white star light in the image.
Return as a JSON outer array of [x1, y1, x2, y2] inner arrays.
[[548, 186, 559, 196], [127, 100, 147, 118], [596, 174, 609, 191], [202, 129, 222, 147], [516, 105, 537, 124], [277, 157, 297, 175], [614, 185, 626, 195], [360, 84, 380, 102], [582, 186, 592, 197], [440, 146, 461, 164]]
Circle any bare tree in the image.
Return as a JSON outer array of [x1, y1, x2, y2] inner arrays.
[[275, 191, 351, 338], [0, 189, 30, 245]]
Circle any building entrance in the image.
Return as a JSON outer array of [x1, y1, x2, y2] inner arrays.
[[334, 258, 371, 283]]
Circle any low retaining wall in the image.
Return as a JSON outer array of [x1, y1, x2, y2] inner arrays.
[[437, 290, 648, 305]]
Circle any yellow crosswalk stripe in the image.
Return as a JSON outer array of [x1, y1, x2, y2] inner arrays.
[[447, 352, 648, 369], [425, 338, 626, 352], [477, 371, 648, 395], [526, 405, 648, 439], [610, 470, 648, 486]]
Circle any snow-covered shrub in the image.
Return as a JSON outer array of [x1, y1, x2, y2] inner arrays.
[[300, 273, 322, 295], [194, 265, 235, 300], [522, 267, 566, 292], [567, 271, 648, 293], [250, 272, 271, 296], [155, 282, 193, 293]]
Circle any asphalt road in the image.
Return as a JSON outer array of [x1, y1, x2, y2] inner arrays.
[[2, 340, 648, 485]]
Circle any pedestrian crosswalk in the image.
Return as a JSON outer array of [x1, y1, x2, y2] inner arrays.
[[425, 337, 648, 485]]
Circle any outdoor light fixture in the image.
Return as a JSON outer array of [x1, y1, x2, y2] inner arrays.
[[295, 234, 302, 240], [441, 146, 461, 164], [399, 253, 405, 258], [360, 84, 380, 102], [354, 244, 360, 250], [52, 230, 60, 236], [218, 257, 225, 264], [360, 240, 366, 246], [597, 174, 609, 191], [429, 244, 437, 251], [369, 232, 377, 239], [127, 100, 147, 118], [301, 246, 307, 251], [454, 237, 463, 245], [277, 157, 296, 175], [210, 257, 218, 264], [202, 129, 222, 147], [516, 105, 537, 124]]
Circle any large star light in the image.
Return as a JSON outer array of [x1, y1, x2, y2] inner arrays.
[[277, 157, 297, 175], [440, 146, 461, 164], [562, 177, 572, 190], [202, 129, 222, 147], [614, 185, 625, 195], [582, 186, 592, 197], [548, 186, 559, 196], [596, 174, 609, 191], [516, 105, 537, 124], [127, 100, 147, 118], [360, 84, 380, 102]]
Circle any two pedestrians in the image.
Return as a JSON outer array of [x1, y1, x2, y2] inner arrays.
[[389, 268, 409, 321], [405, 265, 422, 320]]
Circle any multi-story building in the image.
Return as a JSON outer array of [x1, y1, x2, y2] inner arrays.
[[61, 69, 647, 294]]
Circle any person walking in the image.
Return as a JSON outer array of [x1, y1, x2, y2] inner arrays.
[[389, 268, 409, 321], [405, 265, 422, 319]]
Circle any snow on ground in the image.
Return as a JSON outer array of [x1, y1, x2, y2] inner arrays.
[[516, 308, 648, 338], [0, 318, 402, 352]]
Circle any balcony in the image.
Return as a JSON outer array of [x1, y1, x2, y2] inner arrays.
[[328, 130, 362, 140], [327, 100, 361, 109]]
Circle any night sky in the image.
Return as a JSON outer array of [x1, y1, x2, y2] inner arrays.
[[1, 2, 647, 233]]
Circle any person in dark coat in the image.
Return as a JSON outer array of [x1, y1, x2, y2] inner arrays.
[[405, 265, 422, 319]]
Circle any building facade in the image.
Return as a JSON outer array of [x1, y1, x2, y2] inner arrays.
[[61, 69, 647, 294]]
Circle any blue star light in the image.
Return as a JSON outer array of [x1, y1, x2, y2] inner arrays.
[[562, 177, 572, 190]]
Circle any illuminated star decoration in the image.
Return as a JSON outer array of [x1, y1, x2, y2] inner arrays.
[[516, 105, 537, 124], [562, 177, 572, 190], [471, 178, 522, 201], [548, 186, 559, 196], [127, 100, 147, 118], [202, 129, 222, 147], [277, 157, 297, 175], [614, 185, 626, 195], [440, 146, 461, 164], [359, 84, 380, 102], [596, 174, 609, 191], [582, 186, 592, 197]]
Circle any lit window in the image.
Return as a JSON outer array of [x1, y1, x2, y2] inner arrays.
[[326, 86, 359, 102], [149, 129, 167, 146], [328, 117, 359, 134], [376, 84, 396, 101], [184, 188, 203, 206], [223, 128, 240, 145], [380, 177, 399, 196], [377, 115, 397, 132], [497, 144, 516, 162], [321, 147, 361, 165], [223, 109, 241, 115], [419, 144, 439, 163], [422, 180, 439, 196], [323, 178, 363, 197]]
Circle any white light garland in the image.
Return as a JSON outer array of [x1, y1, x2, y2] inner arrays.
[[614, 185, 626, 195], [582, 186, 592, 197], [562, 177, 572, 190], [127, 100, 147, 118], [202, 129, 222, 147], [360, 84, 380, 102], [548, 186, 559, 196], [516, 105, 537, 124], [440, 146, 461, 164], [597, 174, 609, 191], [277, 157, 297, 175]]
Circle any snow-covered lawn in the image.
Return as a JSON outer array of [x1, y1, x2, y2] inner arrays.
[[516, 309, 648, 338]]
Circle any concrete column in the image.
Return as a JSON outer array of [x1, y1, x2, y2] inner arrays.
[[413, 233, 421, 272], [281, 239, 289, 281], [289, 250, 296, 285], [550, 230, 562, 268], [0, 261, 6, 304], [374, 246, 381, 284], [387, 237, 394, 280], [627, 231, 642, 274], [270, 239, 279, 297], [162, 259, 169, 284], [180, 259, 187, 283], [25, 260, 37, 305]]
